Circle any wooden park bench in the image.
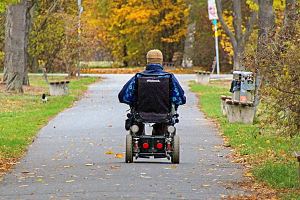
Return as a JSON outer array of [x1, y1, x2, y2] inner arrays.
[[195, 71, 211, 85], [42, 68, 70, 96], [224, 99, 255, 124], [49, 81, 70, 96], [163, 62, 175, 68], [220, 95, 231, 116]]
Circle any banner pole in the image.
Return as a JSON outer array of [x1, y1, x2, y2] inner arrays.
[[213, 19, 220, 74]]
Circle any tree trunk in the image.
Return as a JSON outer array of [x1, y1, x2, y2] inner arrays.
[[4, 0, 31, 92], [254, 0, 275, 114], [2, 67, 8, 83], [216, 0, 257, 71], [23, 0, 34, 85], [233, 45, 246, 71], [123, 44, 128, 67], [283, 0, 297, 35]]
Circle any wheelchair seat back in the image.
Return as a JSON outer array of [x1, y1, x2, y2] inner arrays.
[[136, 74, 171, 123]]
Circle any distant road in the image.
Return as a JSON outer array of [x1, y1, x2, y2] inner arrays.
[[0, 73, 233, 81]]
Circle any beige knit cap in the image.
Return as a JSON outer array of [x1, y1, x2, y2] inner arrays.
[[146, 49, 163, 64]]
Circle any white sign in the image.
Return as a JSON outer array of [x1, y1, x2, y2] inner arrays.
[[208, 0, 219, 20], [79, 6, 84, 14]]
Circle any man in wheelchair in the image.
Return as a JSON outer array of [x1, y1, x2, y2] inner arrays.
[[118, 49, 186, 163]]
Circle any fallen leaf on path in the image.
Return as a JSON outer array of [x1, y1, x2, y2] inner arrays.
[[164, 165, 177, 170], [85, 163, 94, 166], [110, 165, 121, 170], [105, 149, 115, 155], [244, 172, 253, 177], [36, 178, 43, 182], [223, 143, 231, 147], [115, 153, 124, 159], [202, 184, 210, 187], [64, 165, 71, 168], [140, 175, 152, 179], [19, 185, 29, 188]]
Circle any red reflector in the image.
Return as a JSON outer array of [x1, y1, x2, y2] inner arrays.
[[167, 143, 171, 151], [156, 143, 163, 149], [143, 143, 149, 149]]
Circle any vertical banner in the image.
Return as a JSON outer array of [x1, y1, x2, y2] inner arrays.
[[208, 0, 220, 74], [208, 0, 219, 20]]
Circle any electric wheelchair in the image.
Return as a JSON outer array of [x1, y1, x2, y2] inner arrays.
[[124, 73, 180, 164]]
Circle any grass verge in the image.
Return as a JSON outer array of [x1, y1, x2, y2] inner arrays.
[[0, 75, 98, 174], [190, 81, 300, 199]]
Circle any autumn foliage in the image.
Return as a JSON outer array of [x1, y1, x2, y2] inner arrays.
[[98, 0, 189, 66]]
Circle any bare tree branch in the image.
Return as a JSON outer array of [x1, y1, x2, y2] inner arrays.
[[215, 0, 237, 48], [36, 0, 61, 32], [273, 85, 300, 96], [241, 11, 258, 46], [282, 0, 298, 34]]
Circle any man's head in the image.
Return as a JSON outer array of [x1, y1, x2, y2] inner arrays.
[[146, 49, 163, 65]]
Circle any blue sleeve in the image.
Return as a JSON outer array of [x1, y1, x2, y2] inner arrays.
[[170, 75, 186, 106], [118, 75, 137, 105]]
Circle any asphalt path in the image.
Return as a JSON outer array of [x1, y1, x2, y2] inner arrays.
[[0, 74, 245, 199]]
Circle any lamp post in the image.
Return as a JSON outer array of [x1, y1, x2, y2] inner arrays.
[[208, 0, 220, 74]]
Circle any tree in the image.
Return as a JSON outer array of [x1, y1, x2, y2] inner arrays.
[[0, 0, 19, 75], [27, 0, 106, 75], [253, 0, 275, 112], [3, 0, 33, 92], [216, 0, 258, 70], [0, 0, 19, 13], [245, 0, 300, 136], [99, 0, 189, 66]]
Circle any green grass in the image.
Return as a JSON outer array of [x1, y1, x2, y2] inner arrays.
[[0, 76, 98, 159], [253, 161, 299, 189], [190, 81, 300, 196]]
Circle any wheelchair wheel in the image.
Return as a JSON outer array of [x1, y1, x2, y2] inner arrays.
[[125, 134, 133, 163], [171, 135, 180, 164]]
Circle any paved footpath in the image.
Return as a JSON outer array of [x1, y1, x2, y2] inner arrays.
[[0, 74, 246, 199]]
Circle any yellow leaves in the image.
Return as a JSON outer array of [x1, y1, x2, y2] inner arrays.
[[105, 148, 124, 159], [0, 97, 28, 113], [102, 0, 189, 62], [244, 172, 253, 177], [219, 10, 235, 59], [273, 0, 286, 11], [164, 165, 177, 170], [115, 153, 124, 159], [105, 149, 115, 155], [246, 0, 259, 11], [126, 9, 152, 24]]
